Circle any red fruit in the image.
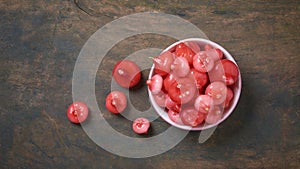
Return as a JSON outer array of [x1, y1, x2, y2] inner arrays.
[[190, 68, 208, 89], [184, 91, 198, 107], [197, 86, 204, 95], [132, 118, 150, 134], [174, 42, 195, 65], [168, 109, 184, 125], [221, 59, 239, 85], [215, 48, 223, 59], [194, 95, 214, 114], [223, 87, 234, 108], [147, 74, 163, 94], [205, 82, 227, 105], [185, 41, 201, 53], [163, 73, 178, 92], [165, 95, 181, 112], [105, 91, 127, 114], [170, 57, 190, 77], [180, 107, 205, 127], [112, 60, 141, 88], [204, 44, 213, 51], [153, 51, 174, 76], [168, 77, 197, 104], [204, 45, 223, 60], [67, 102, 89, 124], [152, 91, 167, 107], [205, 106, 223, 124], [193, 51, 214, 72], [206, 49, 220, 62], [209, 59, 239, 85]]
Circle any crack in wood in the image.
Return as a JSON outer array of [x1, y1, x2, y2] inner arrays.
[[73, 0, 93, 16]]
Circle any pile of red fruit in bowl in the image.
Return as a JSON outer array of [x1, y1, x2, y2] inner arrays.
[[147, 38, 242, 130]]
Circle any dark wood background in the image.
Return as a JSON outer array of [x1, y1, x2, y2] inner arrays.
[[0, 0, 299, 168]]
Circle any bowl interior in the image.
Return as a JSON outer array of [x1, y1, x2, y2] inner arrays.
[[148, 38, 242, 131]]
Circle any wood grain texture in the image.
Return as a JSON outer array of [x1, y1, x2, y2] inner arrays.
[[0, 0, 299, 168]]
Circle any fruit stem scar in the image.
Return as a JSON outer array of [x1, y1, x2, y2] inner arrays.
[[73, 110, 78, 116], [137, 123, 143, 128]]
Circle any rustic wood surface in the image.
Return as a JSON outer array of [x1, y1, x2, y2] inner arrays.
[[0, 0, 299, 168]]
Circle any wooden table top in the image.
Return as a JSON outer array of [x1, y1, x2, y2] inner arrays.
[[0, 0, 299, 168]]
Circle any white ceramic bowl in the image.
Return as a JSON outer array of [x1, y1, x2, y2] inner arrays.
[[148, 38, 242, 131]]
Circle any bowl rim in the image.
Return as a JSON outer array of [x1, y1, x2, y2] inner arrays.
[[148, 38, 242, 131]]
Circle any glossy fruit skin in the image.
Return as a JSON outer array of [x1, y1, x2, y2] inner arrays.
[[67, 102, 89, 124], [206, 49, 220, 62], [194, 95, 214, 114], [168, 109, 183, 125], [190, 68, 208, 89], [185, 41, 200, 53], [112, 60, 141, 88], [205, 82, 227, 105], [168, 77, 196, 104], [205, 106, 223, 124], [132, 118, 150, 134], [147, 74, 163, 95], [105, 91, 127, 114], [180, 107, 205, 127], [165, 95, 181, 112], [153, 51, 174, 76], [163, 73, 178, 92], [223, 87, 234, 108], [215, 48, 223, 60], [170, 57, 190, 77], [209, 59, 239, 85], [174, 42, 195, 65], [204, 44, 223, 60], [152, 91, 167, 107], [204, 44, 212, 51], [220, 59, 239, 85], [193, 51, 214, 72]]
